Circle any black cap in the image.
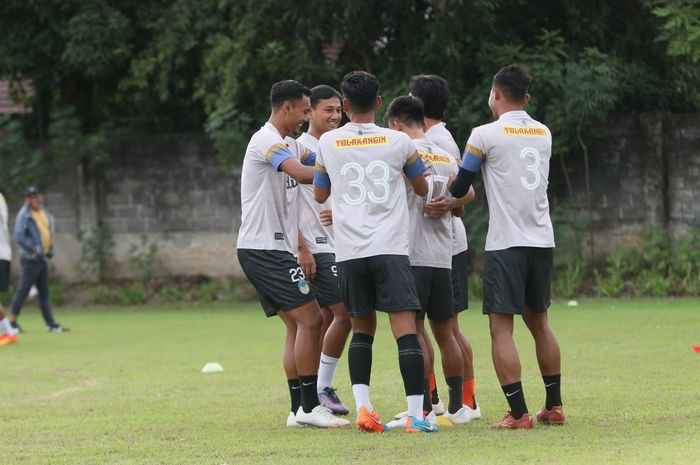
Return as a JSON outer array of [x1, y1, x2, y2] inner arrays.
[[24, 186, 41, 197]]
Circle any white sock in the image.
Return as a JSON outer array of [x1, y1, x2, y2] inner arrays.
[[0, 318, 13, 335], [407, 394, 424, 420], [352, 384, 373, 413], [317, 353, 340, 393]]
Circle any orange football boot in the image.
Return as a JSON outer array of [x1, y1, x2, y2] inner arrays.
[[536, 406, 565, 425], [356, 407, 387, 433], [491, 412, 534, 429]]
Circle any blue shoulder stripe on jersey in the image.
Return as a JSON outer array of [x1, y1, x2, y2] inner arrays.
[[460, 151, 483, 173], [403, 152, 426, 179], [267, 146, 296, 171], [301, 150, 316, 166], [313, 169, 331, 189]]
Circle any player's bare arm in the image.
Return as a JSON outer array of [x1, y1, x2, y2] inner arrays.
[[280, 158, 315, 184], [424, 186, 475, 218], [297, 228, 317, 280], [319, 209, 332, 227]]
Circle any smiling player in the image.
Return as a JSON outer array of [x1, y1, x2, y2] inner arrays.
[[296, 85, 352, 415], [236, 80, 348, 429]]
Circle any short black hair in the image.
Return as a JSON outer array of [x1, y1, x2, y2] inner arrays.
[[408, 74, 449, 120], [270, 80, 312, 108], [493, 64, 531, 102], [310, 85, 342, 108], [384, 95, 424, 127], [340, 71, 379, 113]]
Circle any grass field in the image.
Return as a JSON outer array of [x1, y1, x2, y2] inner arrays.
[[2, 298, 699, 465]]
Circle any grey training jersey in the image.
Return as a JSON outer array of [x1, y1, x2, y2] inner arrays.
[[464, 110, 555, 251], [425, 123, 468, 255], [296, 132, 334, 254], [406, 138, 458, 269], [0, 193, 11, 261], [314, 123, 425, 262], [237, 122, 313, 253]]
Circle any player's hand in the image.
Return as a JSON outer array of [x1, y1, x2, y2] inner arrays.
[[319, 209, 333, 227], [424, 195, 455, 218], [297, 248, 317, 280]]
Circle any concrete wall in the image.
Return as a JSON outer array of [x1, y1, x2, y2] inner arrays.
[[4, 113, 699, 282]]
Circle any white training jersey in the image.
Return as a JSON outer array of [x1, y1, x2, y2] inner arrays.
[[0, 193, 11, 261], [314, 122, 425, 262], [461, 110, 555, 251], [425, 122, 468, 255], [237, 122, 314, 254], [406, 138, 458, 269], [296, 132, 334, 254]]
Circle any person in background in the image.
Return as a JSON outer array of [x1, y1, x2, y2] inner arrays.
[[10, 186, 69, 333], [0, 187, 19, 345]]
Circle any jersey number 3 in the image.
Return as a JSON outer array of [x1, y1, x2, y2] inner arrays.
[[519, 147, 541, 190], [341, 161, 390, 205]]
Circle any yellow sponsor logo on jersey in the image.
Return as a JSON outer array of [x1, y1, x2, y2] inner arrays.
[[419, 151, 452, 165], [502, 126, 548, 137], [334, 135, 389, 148]]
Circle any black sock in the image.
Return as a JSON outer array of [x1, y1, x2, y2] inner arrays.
[[299, 375, 320, 413], [431, 382, 440, 404], [446, 376, 463, 414], [502, 381, 528, 419], [397, 334, 424, 396], [543, 374, 562, 409], [423, 378, 432, 414], [348, 333, 373, 385], [287, 379, 301, 413]]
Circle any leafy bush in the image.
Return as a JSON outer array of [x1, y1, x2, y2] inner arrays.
[[594, 251, 627, 297], [195, 281, 216, 303], [553, 261, 587, 298], [90, 283, 147, 306], [127, 234, 158, 283], [159, 285, 184, 303], [77, 226, 115, 282]]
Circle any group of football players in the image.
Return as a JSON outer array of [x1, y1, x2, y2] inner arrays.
[[236, 64, 564, 432]]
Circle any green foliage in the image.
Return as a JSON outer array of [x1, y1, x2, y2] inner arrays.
[[653, 0, 700, 63], [195, 281, 216, 303], [90, 283, 147, 306], [468, 272, 484, 301], [127, 234, 158, 283], [158, 285, 184, 303], [0, 115, 45, 195], [553, 261, 587, 299], [49, 283, 66, 307], [48, 106, 112, 164], [77, 226, 115, 282], [594, 252, 627, 297]]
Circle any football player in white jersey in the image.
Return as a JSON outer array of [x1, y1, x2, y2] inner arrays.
[[314, 71, 436, 433], [382, 96, 478, 428], [409, 74, 480, 417], [451, 65, 564, 429], [237, 80, 348, 429], [296, 85, 351, 415]]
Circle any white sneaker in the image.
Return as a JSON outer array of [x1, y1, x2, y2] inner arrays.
[[443, 407, 474, 424], [286, 412, 304, 427], [467, 402, 482, 420], [426, 410, 438, 426], [295, 405, 350, 428], [393, 410, 408, 420], [432, 399, 445, 415], [386, 416, 407, 429]]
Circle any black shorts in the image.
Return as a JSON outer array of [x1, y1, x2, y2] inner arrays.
[[237, 249, 316, 318], [451, 251, 469, 313], [483, 247, 553, 315], [0, 259, 9, 293], [337, 255, 421, 318], [412, 266, 454, 321], [311, 253, 342, 308]]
